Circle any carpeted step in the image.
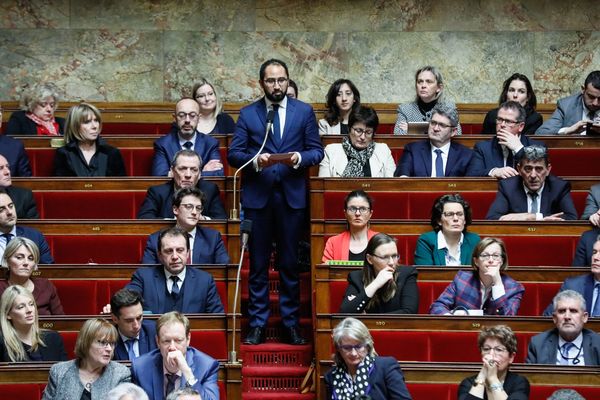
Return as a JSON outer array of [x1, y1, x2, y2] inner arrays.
[[241, 365, 312, 394], [240, 342, 312, 367]]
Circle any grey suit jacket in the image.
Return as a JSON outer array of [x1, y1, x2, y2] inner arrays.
[[582, 183, 600, 220], [535, 93, 586, 135], [526, 328, 600, 365], [42, 359, 131, 400]]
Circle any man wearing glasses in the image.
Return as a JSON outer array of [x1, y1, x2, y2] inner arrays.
[[528, 290, 600, 365], [486, 145, 578, 221], [228, 58, 323, 345], [151, 97, 223, 176], [141, 186, 230, 265], [467, 101, 544, 178], [394, 103, 472, 177]]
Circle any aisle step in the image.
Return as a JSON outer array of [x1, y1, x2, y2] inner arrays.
[[240, 343, 312, 367], [241, 365, 312, 394]]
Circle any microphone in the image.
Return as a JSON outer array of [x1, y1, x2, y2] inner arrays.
[[230, 107, 275, 220], [229, 218, 253, 364]]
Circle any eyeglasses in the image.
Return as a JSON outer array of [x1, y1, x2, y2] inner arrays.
[[479, 253, 502, 260], [371, 254, 399, 262], [176, 112, 199, 120], [339, 343, 367, 353], [37, 102, 56, 109], [495, 117, 519, 126], [346, 206, 370, 214], [95, 339, 116, 348], [180, 203, 203, 212], [442, 211, 464, 218], [351, 127, 374, 137], [263, 78, 288, 86], [430, 120, 453, 129], [481, 346, 508, 354]]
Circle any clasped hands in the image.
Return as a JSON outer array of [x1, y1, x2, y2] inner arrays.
[[257, 152, 299, 168]]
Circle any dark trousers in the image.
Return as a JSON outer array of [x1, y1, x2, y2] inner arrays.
[[244, 188, 305, 328]]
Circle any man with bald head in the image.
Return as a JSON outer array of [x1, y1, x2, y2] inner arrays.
[[0, 154, 38, 219], [151, 97, 224, 176]]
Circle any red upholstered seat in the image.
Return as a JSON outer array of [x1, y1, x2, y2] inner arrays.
[[406, 383, 455, 400], [120, 148, 154, 176], [25, 148, 55, 176], [0, 384, 43, 399], [529, 385, 600, 399], [101, 122, 171, 135], [52, 280, 108, 315], [190, 330, 228, 361], [50, 235, 147, 264], [33, 191, 146, 219], [549, 148, 600, 177], [59, 331, 79, 359]]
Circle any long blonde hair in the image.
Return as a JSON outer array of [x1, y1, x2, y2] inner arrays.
[[0, 285, 45, 361]]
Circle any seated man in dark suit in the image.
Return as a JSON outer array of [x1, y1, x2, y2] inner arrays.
[[573, 229, 600, 266], [0, 188, 52, 263], [103, 227, 223, 314], [394, 103, 472, 177], [151, 97, 223, 177], [0, 105, 32, 177], [132, 311, 219, 400], [486, 145, 578, 221], [137, 149, 226, 220], [528, 290, 600, 365], [467, 101, 544, 178], [110, 288, 157, 361], [142, 186, 230, 265], [544, 239, 600, 316], [0, 154, 39, 218], [536, 70, 600, 135]]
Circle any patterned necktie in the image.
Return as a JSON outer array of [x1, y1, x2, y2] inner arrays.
[[183, 141, 193, 150], [272, 104, 281, 145], [171, 276, 180, 298], [529, 191, 539, 214], [559, 342, 575, 365], [165, 373, 178, 396], [125, 338, 136, 360], [434, 149, 443, 177]]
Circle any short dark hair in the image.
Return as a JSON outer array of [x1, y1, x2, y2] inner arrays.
[[584, 70, 600, 91], [348, 105, 379, 133], [431, 102, 459, 127], [173, 186, 205, 208], [288, 79, 298, 97], [171, 149, 202, 169], [110, 288, 143, 317], [477, 324, 517, 355], [157, 226, 190, 253], [430, 193, 472, 232], [517, 145, 549, 166], [259, 59, 289, 81], [499, 73, 537, 112], [499, 100, 526, 123], [344, 190, 373, 211], [324, 79, 361, 126]]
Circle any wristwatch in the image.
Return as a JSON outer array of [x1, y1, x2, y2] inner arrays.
[[488, 382, 503, 391], [186, 376, 198, 387]]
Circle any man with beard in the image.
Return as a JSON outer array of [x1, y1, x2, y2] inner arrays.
[[151, 97, 223, 176], [228, 59, 323, 345]]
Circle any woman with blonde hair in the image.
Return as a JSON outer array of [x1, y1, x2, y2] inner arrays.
[[5, 83, 65, 136], [191, 78, 236, 135], [53, 102, 126, 176], [0, 285, 66, 362]]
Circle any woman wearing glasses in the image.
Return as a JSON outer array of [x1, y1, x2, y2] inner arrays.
[[191, 78, 236, 135], [414, 194, 480, 266], [430, 237, 524, 315], [42, 318, 131, 400], [0, 285, 66, 362], [319, 79, 361, 135], [325, 317, 412, 399], [481, 73, 542, 135], [322, 190, 378, 262], [319, 106, 395, 177], [458, 325, 529, 400], [340, 233, 418, 314], [53, 103, 126, 177]]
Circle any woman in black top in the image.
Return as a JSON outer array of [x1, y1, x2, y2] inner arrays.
[[5, 83, 65, 136], [53, 102, 126, 177]]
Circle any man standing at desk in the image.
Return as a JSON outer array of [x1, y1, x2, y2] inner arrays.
[[228, 59, 323, 345]]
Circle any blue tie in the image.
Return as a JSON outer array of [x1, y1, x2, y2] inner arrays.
[[592, 283, 600, 317], [529, 191, 539, 214], [2, 233, 12, 245], [171, 276, 180, 298], [434, 149, 444, 177], [183, 141, 193, 150], [272, 104, 281, 146], [559, 342, 575, 365], [125, 338, 136, 360]]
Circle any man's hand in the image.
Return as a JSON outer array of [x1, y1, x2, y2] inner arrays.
[[563, 120, 588, 135], [165, 350, 192, 376], [280, 152, 300, 167], [257, 153, 273, 168], [101, 304, 111, 314], [589, 211, 600, 227], [202, 159, 223, 172], [499, 213, 535, 221], [397, 121, 408, 132], [496, 130, 522, 152], [542, 212, 565, 221], [490, 167, 519, 179]]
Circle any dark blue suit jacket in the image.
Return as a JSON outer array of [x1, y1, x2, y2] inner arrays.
[[136, 180, 227, 220], [324, 356, 412, 400], [132, 347, 220, 400], [126, 266, 224, 314], [227, 97, 323, 209], [151, 131, 223, 176], [113, 319, 157, 361], [573, 229, 600, 267], [543, 273, 596, 316], [486, 175, 578, 220], [0, 135, 32, 177], [6, 186, 39, 219], [466, 135, 543, 177], [526, 328, 600, 365], [141, 226, 230, 265], [15, 225, 53, 264], [394, 140, 473, 177]]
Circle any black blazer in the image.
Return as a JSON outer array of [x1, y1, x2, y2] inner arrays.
[[5, 110, 65, 135], [458, 371, 530, 400], [0, 329, 67, 362], [137, 180, 227, 220], [339, 267, 419, 314], [53, 139, 127, 177], [6, 185, 39, 218], [113, 319, 158, 361]]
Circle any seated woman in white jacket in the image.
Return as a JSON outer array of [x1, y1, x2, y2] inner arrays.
[[319, 106, 396, 177]]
